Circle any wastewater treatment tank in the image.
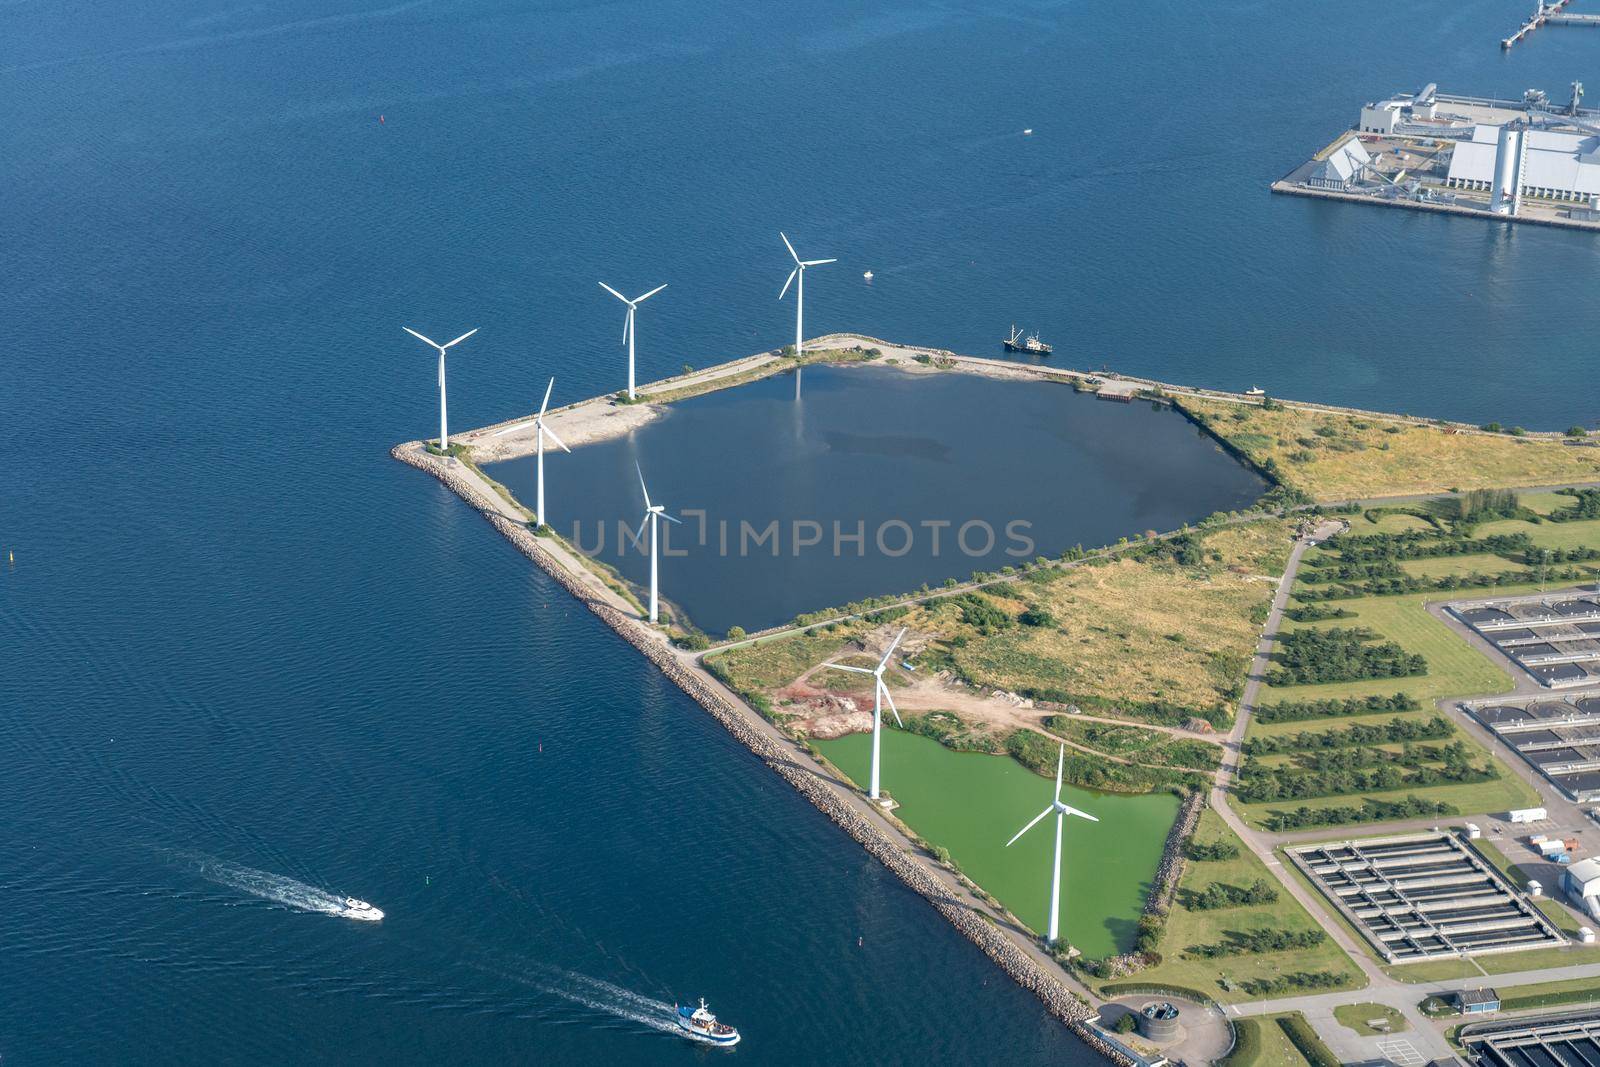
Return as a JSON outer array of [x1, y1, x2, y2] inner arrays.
[[1139, 1001, 1182, 1042]]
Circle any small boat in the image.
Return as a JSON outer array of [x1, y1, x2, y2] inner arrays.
[[675, 998, 740, 1046], [1003, 324, 1052, 356], [1023, 128, 1034, 135], [341, 897, 384, 922], [1245, 386, 1266, 397], [863, 270, 874, 281]]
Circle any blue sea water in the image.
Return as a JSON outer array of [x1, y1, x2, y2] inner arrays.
[[3, 0, 1598, 1062]]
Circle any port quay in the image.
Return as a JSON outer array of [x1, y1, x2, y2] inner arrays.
[[1274, 82, 1600, 232]]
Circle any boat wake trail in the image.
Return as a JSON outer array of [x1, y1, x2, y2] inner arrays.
[[501, 966, 680, 1035], [190, 856, 349, 917]]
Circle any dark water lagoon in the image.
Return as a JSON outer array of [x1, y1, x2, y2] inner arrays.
[[490, 364, 1267, 633]]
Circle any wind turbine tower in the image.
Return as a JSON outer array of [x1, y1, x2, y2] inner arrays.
[[633, 462, 681, 623], [533, 377, 570, 529], [403, 327, 478, 453], [778, 232, 835, 399], [599, 282, 668, 400], [1005, 743, 1098, 945], [823, 627, 907, 802]]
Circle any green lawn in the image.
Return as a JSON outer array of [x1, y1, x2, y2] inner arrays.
[[1223, 1015, 1316, 1067], [1387, 958, 1483, 983], [1478, 514, 1600, 550], [1496, 974, 1600, 1011], [1117, 810, 1365, 1003], [1400, 554, 1525, 580], [1333, 1002, 1407, 1035], [814, 730, 1176, 959]]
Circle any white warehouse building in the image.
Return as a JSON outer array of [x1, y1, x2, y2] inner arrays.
[[1446, 124, 1600, 206]]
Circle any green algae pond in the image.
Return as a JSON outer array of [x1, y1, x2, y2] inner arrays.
[[814, 731, 1178, 959]]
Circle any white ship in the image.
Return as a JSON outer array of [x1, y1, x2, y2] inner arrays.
[[340, 897, 384, 922], [675, 998, 740, 1046]]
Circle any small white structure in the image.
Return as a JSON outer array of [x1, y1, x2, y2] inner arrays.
[[1528, 879, 1543, 898], [1580, 926, 1597, 944], [1306, 136, 1372, 191], [1466, 822, 1482, 839], [1565, 857, 1600, 899], [1361, 101, 1402, 134], [1510, 807, 1548, 824]]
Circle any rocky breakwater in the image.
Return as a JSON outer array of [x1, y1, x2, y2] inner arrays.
[[391, 441, 1133, 1065]]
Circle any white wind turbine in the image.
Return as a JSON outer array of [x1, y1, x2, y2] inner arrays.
[[403, 326, 479, 453], [1005, 743, 1099, 946], [778, 232, 835, 399], [823, 627, 907, 803], [532, 377, 570, 529], [633, 462, 681, 623], [599, 282, 667, 401]]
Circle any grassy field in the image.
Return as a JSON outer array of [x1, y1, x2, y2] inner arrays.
[[1116, 810, 1365, 1003], [1496, 975, 1600, 1011], [1470, 837, 1589, 935], [813, 730, 1177, 958], [1333, 1003, 1407, 1035], [706, 519, 1295, 746], [1177, 397, 1600, 501], [1222, 1016, 1316, 1067]]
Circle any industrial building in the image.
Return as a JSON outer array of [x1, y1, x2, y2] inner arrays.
[[1287, 832, 1566, 962], [1465, 692, 1600, 802], [1455, 988, 1502, 1015], [1462, 1009, 1600, 1067], [1278, 81, 1600, 229], [1445, 124, 1600, 209], [1450, 591, 1600, 688], [1565, 857, 1600, 921], [1306, 136, 1372, 191]]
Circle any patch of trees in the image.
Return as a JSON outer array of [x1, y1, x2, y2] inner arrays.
[[1253, 693, 1419, 724], [954, 592, 1011, 634], [1018, 606, 1055, 627], [1185, 928, 1326, 959], [1005, 729, 1204, 795], [1238, 743, 1495, 803], [1188, 879, 1279, 910], [1185, 838, 1241, 862], [1266, 627, 1426, 686], [1550, 488, 1600, 522], [1452, 487, 1521, 523], [1243, 716, 1451, 755], [1292, 565, 1596, 601], [1262, 794, 1455, 832], [1285, 604, 1355, 622], [1326, 532, 1532, 563]]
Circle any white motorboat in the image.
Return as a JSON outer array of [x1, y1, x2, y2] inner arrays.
[[341, 897, 384, 922], [675, 998, 740, 1046]]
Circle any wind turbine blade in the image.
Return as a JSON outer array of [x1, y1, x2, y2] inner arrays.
[[880, 682, 903, 728], [633, 514, 650, 546], [1062, 805, 1099, 823], [635, 461, 651, 510], [598, 281, 627, 303], [802, 258, 836, 267], [779, 231, 800, 264], [402, 326, 438, 348], [540, 377, 555, 418], [779, 268, 797, 301], [543, 425, 571, 453], [659, 510, 683, 525], [822, 662, 874, 675], [1054, 743, 1065, 803], [1005, 806, 1053, 848], [443, 327, 479, 349], [623, 307, 632, 347], [634, 283, 667, 304], [879, 626, 908, 668]]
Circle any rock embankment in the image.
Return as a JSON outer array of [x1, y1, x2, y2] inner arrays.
[[391, 442, 1132, 1065]]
